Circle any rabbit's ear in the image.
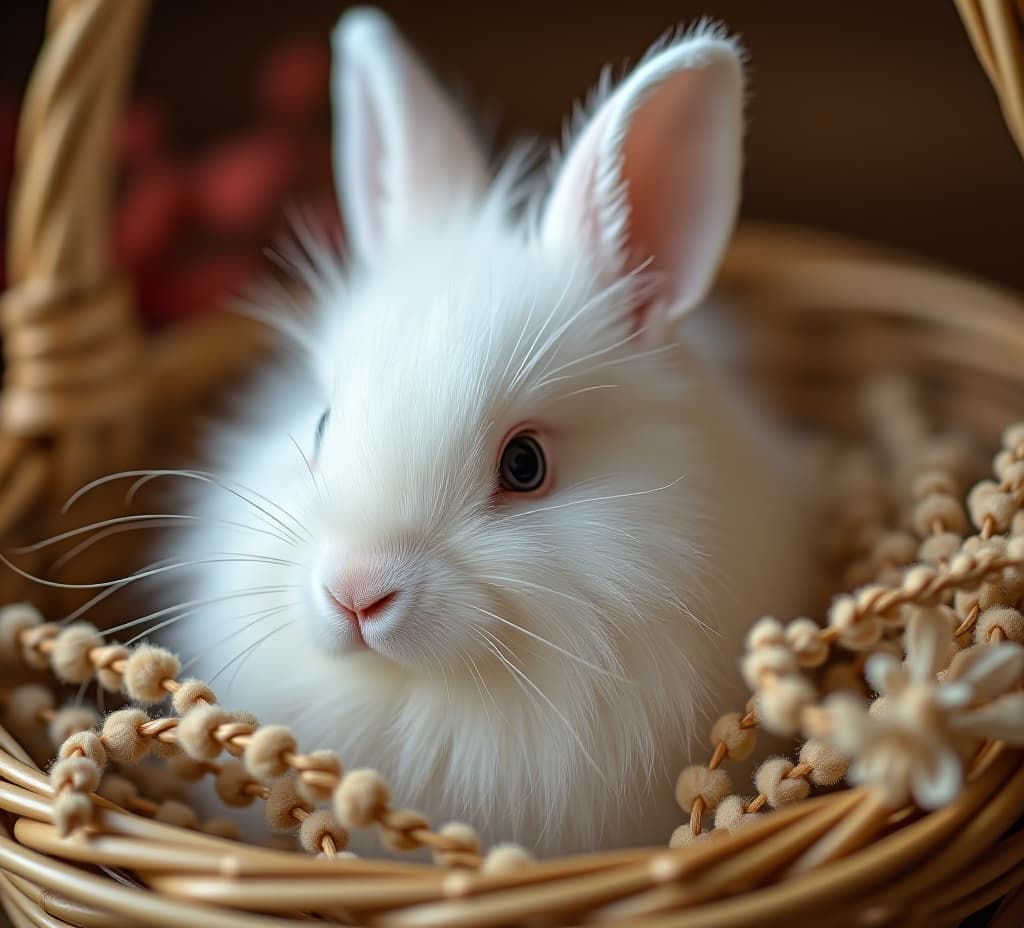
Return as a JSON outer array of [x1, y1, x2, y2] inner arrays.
[[331, 9, 489, 260], [541, 26, 744, 331]]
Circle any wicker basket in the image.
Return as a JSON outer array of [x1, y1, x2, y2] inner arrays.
[[2, 2, 1024, 927]]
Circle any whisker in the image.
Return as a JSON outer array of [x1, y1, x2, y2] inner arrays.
[[496, 476, 685, 523], [0, 555, 303, 591], [178, 602, 297, 673], [63, 469, 309, 545], [499, 288, 539, 386], [60, 556, 182, 624], [461, 650, 504, 728], [525, 261, 654, 389], [288, 434, 326, 505], [507, 266, 578, 392], [103, 587, 298, 637], [125, 471, 309, 544], [478, 574, 592, 609], [123, 599, 295, 647], [48, 519, 202, 573], [473, 627, 605, 782], [11, 513, 292, 556], [535, 340, 673, 392], [552, 383, 620, 402], [210, 622, 292, 688], [534, 326, 646, 388], [467, 604, 627, 683]]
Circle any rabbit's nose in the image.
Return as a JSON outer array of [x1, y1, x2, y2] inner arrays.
[[324, 556, 401, 625]]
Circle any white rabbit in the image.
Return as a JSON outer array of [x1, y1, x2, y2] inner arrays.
[[160, 7, 815, 855]]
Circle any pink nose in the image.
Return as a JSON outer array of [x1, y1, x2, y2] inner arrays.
[[331, 589, 398, 623], [325, 557, 400, 625]]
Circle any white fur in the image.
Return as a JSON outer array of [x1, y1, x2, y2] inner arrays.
[[159, 9, 814, 855]]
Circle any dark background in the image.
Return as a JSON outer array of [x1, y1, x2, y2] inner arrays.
[[2, 0, 1024, 291]]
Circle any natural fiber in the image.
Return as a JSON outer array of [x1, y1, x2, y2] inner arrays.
[[2, 2, 1024, 927], [955, 0, 1024, 158]]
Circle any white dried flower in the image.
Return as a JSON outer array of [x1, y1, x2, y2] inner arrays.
[[820, 606, 1024, 809]]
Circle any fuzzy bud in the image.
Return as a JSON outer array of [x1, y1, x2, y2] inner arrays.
[[756, 676, 815, 736], [122, 645, 180, 703], [53, 791, 94, 836], [713, 794, 755, 832], [58, 731, 107, 767], [0, 603, 42, 664], [177, 705, 231, 761], [675, 765, 731, 815], [155, 800, 199, 830], [4, 683, 54, 736], [482, 843, 534, 873], [976, 606, 1024, 644], [710, 712, 756, 761], [333, 769, 389, 829], [50, 755, 101, 794], [215, 760, 259, 808], [299, 809, 349, 854], [47, 706, 98, 746], [101, 708, 151, 763], [244, 725, 296, 779], [49, 623, 103, 684], [265, 775, 310, 831], [171, 678, 216, 715], [786, 618, 829, 667], [799, 739, 848, 786], [755, 757, 811, 807]]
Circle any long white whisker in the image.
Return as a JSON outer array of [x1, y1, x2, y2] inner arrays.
[[536, 340, 673, 392], [58, 556, 182, 623], [179, 603, 297, 673], [210, 622, 293, 688], [64, 469, 309, 544], [507, 266, 577, 392], [288, 434, 326, 505], [125, 471, 309, 543], [47, 520, 207, 573], [552, 383, 620, 402], [474, 627, 605, 782], [500, 288, 539, 386], [534, 326, 646, 388], [11, 513, 291, 556], [497, 476, 685, 523], [467, 604, 626, 682], [124, 599, 296, 647], [478, 574, 593, 609], [0, 555, 303, 591], [513, 281, 614, 389], [526, 260, 655, 389], [461, 650, 504, 728], [103, 587, 297, 638]]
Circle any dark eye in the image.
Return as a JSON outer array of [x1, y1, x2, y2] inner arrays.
[[499, 433, 546, 492], [314, 409, 330, 451]]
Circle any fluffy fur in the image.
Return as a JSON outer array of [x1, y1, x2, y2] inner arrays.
[[158, 9, 814, 855]]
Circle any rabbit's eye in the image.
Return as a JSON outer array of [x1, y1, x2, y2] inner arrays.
[[314, 409, 330, 452], [499, 432, 547, 492]]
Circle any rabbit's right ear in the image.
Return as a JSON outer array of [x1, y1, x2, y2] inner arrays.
[[331, 9, 489, 261]]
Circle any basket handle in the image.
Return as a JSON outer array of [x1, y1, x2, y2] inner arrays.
[[955, 0, 1024, 158], [0, 0, 148, 509], [2, 0, 148, 434]]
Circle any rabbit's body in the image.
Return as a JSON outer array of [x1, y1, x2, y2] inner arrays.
[[161, 9, 816, 854]]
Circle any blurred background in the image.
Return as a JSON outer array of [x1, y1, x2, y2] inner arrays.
[[1, 0, 1023, 329]]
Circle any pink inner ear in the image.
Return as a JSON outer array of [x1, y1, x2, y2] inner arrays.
[[620, 67, 729, 313], [351, 65, 387, 250]]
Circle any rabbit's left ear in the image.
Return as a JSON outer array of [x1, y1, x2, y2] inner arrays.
[[541, 27, 745, 330], [331, 9, 489, 261]]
